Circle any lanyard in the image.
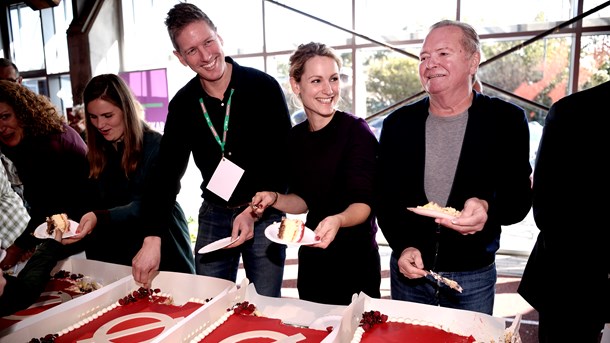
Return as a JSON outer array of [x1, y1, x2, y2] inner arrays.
[[200, 88, 234, 157]]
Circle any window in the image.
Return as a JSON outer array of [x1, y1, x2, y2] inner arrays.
[[112, 0, 610, 123], [6, 1, 73, 113]]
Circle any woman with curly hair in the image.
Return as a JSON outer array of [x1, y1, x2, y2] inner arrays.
[[0, 80, 90, 269]]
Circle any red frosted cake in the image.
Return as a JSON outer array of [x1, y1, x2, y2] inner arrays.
[[190, 301, 331, 343], [28, 287, 208, 343], [0, 270, 102, 331], [350, 310, 476, 343]]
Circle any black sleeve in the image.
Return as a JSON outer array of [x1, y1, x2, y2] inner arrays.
[[0, 239, 63, 316]]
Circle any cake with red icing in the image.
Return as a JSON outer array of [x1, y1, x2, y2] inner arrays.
[[0, 270, 102, 331], [350, 310, 476, 343], [190, 301, 331, 343], [278, 217, 305, 243], [27, 287, 208, 343]]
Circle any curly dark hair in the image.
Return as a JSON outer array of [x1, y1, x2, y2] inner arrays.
[[0, 80, 65, 138]]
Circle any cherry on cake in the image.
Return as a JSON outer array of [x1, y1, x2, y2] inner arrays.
[[27, 287, 209, 343], [190, 301, 332, 343], [350, 310, 476, 343], [277, 217, 305, 243]]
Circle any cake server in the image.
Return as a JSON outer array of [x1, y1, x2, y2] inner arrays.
[[428, 270, 463, 293]]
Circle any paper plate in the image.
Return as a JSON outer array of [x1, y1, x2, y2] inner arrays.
[[34, 219, 79, 239], [264, 222, 320, 246], [407, 207, 458, 220], [198, 236, 240, 254]]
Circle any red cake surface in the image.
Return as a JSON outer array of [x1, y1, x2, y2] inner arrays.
[[191, 302, 330, 343], [51, 300, 202, 343], [354, 321, 476, 343], [196, 314, 330, 343], [27, 288, 205, 343], [0, 271, 98, 331], [351, 311, 476, 343]]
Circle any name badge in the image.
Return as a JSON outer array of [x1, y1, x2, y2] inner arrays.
[[206, 157, 244, 201]]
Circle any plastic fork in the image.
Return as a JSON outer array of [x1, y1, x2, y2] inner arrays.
[[428, 270, 463, 293]]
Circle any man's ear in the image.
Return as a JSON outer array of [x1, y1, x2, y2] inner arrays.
[[173, 50, 189, 67], [470, 51, 481, 75]]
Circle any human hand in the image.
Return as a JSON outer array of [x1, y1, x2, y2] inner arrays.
[[435, 197, 488, 235], [250, 191, 278, 217], [62, 212, 97, 244], [53, 226, 64, 242], [1, 244, 24, 270], [230, 209, 256, 248], [20, 248, 34, 262], [397, 247, 427, 279], [311, 215, 341, 249], [131, 236, 161, 288]]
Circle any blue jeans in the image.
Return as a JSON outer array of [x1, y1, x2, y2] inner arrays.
[[194, 201, 286, 297], [390, 254, 496, 315]]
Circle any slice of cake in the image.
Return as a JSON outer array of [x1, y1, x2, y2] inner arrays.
[[418, 201, 462, 217], [46, 213, 70, 236], [350, 310, 476, 343], [277, 217, 305, 243], [190, 301, 331, 343]]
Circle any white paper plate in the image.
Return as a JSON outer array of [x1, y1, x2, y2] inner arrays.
[[407, 207, 458, 220], [264, 222, 320, 246], [197, 236, 240, 254], [0, 249, 6, 264], [34, 219, 79, 239]]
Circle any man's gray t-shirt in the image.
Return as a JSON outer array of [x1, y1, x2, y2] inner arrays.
[[424, 110, 468, 206]]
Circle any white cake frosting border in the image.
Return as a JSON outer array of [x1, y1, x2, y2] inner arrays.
[[52, 293, 206, 338], [188, 309, 234, 343]]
